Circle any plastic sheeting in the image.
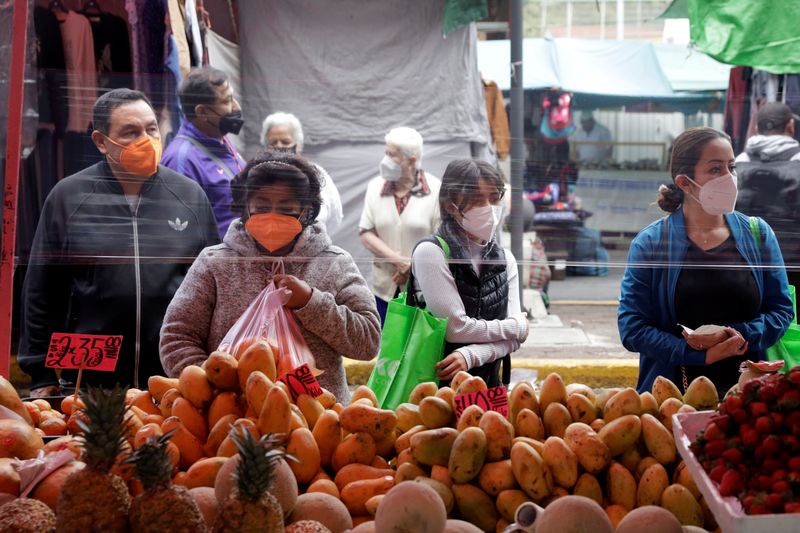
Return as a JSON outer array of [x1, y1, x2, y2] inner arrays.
[[688, 0, 800, 75], [237, 0, 490, 157], [477, 38, 730, 95]]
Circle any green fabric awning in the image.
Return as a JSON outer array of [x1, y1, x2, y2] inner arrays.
[[688, 0, 800, 74], [442, 0, 487, 36], [657, 0, 688, 19]]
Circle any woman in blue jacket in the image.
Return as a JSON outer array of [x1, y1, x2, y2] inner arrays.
[[618, 127, 793, 395]]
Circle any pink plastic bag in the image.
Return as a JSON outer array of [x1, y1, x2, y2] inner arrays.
[[218, 282, 319, 376]]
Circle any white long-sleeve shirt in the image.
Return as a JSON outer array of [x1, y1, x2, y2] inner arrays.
[[411, 240, 526, 370]]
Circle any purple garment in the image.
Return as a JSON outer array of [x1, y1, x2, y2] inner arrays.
[[161, 121, 245, 238]]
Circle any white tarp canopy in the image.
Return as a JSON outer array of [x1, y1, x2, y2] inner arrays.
[[478, 38, 730, 96]]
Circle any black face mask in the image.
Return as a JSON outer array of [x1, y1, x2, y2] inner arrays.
[[216, 110, 244, 136]]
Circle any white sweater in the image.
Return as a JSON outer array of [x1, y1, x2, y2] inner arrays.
[[411, 240, 526, 370]]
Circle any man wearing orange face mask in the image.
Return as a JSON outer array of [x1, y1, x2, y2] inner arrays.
[[19, 89, 220, 397]]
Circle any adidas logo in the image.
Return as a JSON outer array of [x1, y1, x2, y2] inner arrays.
[[168, 218, 188, 231]]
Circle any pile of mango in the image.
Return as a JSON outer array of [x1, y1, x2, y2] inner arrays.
[[2, 342, 724, 532]]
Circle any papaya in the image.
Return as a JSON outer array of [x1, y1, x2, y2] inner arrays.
[[339, 403, 398, 440], [408, 382, 438, 405], [456, 405, 484, 433], [296, 394, 325, 431], [542, 402, 572, 439], [203, 414, 238, 457], [514, 408, 545, 440], [178, 365, 214, 410], [207, 391, 240, 431], [538, 373, 567, 414], [349, 386, 379, 407], [636, 462, 669, 507], [419, 396, 455, 429], [606, 461, 636, 510], [395, 403, 423, 433], [203, 351, 239, 391], [651, 376, 682, 406], [237, 340, 277, 386], [660, 483, 703, 526], [603, 388, 642, 422], [566, 392, 597, 425], [332, 432, 377, 471], [509, 382, 539, 421], [147, 376, 179, 403], [184, 457, 227, 489], [312, 409, 341, 467], [683, 376, 719, 411], [334, 463, 395, 491], [257, 386, 292, 439], [572, 473, 603, 506], [171, 397, 208, 443], [340, 475, 395, 515], [641, 414, 677, 465]]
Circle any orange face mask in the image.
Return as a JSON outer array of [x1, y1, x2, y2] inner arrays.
[[104, 135, 163, 177], [245, 213, 303, 252]]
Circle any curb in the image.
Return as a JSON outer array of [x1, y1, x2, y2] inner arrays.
[[343, 357, 640, 390]]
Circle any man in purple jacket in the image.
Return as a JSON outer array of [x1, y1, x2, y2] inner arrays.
[[162, 67, 246, 238]]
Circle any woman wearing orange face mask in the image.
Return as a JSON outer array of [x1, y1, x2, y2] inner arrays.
[[159, 151, 381, 402]]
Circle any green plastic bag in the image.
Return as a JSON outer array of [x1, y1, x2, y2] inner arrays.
[[367, 236, 450, 410], [366, 290, 448, 410], [767, 285, 800, 372]]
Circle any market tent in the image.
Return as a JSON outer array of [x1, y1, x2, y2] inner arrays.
[[477, 38, 730, 98], [687, 0, 800, 74], [238, 0, 491, 276]]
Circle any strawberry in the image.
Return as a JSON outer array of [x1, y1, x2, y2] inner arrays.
[[748, 504, 770, 515], [773, 480, 791, 494], [705, 440, 727, 460], [789, 457, 800, 472], [704, 421, 726, 441], [710, 464, 727, 483], [725, 393, 744, 412], [743, 428, 760, 448], [771, 469, 788, 483], [750, 401, 770, 417], [765, 492, 784, 512], [722, 447, 744, 464], [763, 458, 783, 472], [780, 390, 800, 411], [719, 469, 745, 496], [759, 383, 778, 403], [788, 367, 800, 384], [731, 408, 748, 424], [756, 415, 774, 434], [712, 414, 731, 432], [784, 502, 800, 513], [764, 436, 782, 456], [771, 412, 785, 427], [758, 475, 774, 491]]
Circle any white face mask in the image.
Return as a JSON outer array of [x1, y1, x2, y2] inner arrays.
[[458, 204, 504, 243], [379, 155, 402, 182], [684, 174, 738, 215]]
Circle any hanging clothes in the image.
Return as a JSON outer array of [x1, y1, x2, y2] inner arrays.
[[84, 9, 133, 91], [54, 10, 97, 134], [723, 67, 751, 154], [483, 79, 509, 161], [33, 7, 67, 136], [167, 0, 192, 76], [183, 0, 204, 67]]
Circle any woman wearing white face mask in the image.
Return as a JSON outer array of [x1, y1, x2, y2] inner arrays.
[[409, 159, 529, 387], [359, 127, 441, 323], [619, 127, 793, 397]]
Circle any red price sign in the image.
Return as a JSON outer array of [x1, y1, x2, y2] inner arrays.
[[278, 363, 323, 402], [454, 385, 509, 419], [45, 333, 122, 372]]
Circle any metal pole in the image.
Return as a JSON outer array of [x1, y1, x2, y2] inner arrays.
[[616, 0, 625, 40], [0, 0, 30, 378], [510, 0, 524, 304]]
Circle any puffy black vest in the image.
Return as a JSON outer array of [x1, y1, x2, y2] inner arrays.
[[737, 149, 800, 265], [416, 235, 512, 387]]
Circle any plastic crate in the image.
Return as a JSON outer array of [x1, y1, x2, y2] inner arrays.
[[672, 411, 799, 533]]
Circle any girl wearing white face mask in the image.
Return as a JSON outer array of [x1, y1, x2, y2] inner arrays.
[[409, 159, 529, 387], [619, 127, 793, 398]]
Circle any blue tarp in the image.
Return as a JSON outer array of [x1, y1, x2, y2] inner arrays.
[[477, 38, 730, 97]]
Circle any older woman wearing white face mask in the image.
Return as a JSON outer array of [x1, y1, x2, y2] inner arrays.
[[358, 127, 441, 323], [261, 112, 343, 234]]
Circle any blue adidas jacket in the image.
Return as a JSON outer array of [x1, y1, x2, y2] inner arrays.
[[618, 209, 793, 393]]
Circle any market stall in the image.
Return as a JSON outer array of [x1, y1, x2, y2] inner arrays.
[[1, 353, 797, 532]]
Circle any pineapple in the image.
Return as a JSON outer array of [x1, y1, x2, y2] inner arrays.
[[55, 386, 132, 533], [125, 432, 205, 533], [213, 429, 289, 533], [0, 498, 56, 533]]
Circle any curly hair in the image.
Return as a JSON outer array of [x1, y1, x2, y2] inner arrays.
[[230, 150, 322, 225]]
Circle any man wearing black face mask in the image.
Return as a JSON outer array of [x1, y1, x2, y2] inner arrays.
[[162, 67, 246, 238]]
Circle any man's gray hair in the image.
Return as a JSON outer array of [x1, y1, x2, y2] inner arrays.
[[261, 112, 305, 149]]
